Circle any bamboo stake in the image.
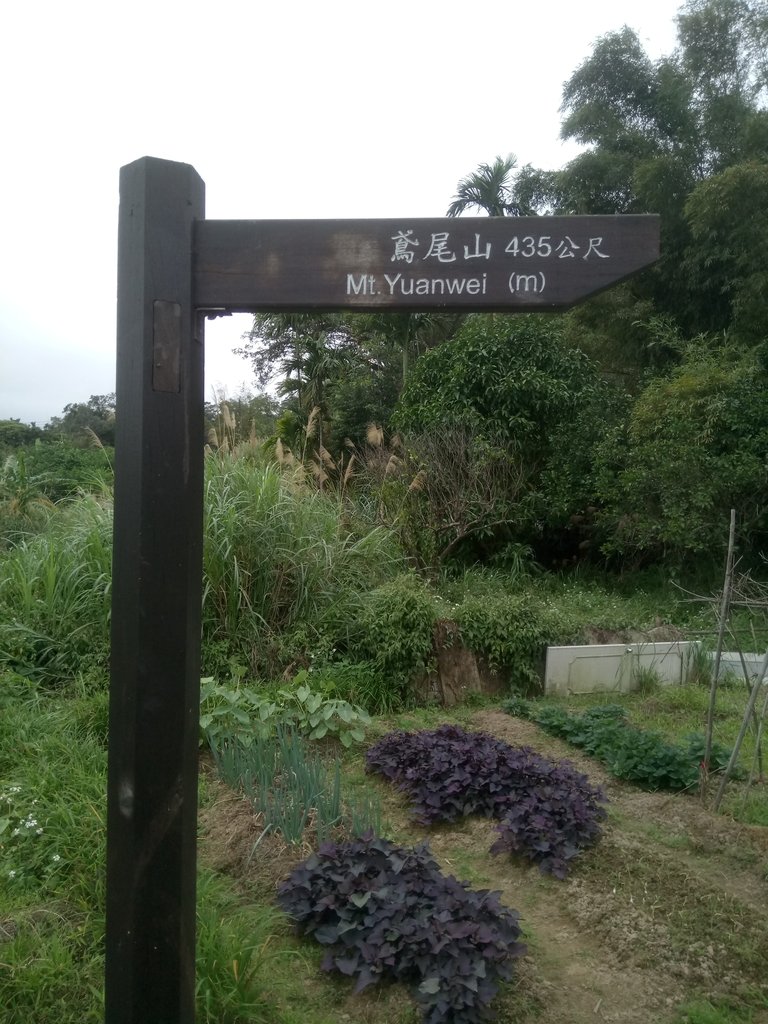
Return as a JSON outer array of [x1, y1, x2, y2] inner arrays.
[[735, 645, 764, 779], [713, 647, 768, 812], [702, 509, 737, 798], [741, 683, 768, 815]]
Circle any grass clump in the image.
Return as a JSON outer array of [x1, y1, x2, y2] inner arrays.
[[196, 869, 292, 1024], [0, 497, 112, 683], [0, 680, 108, 1023], [202, 456, 407, 677], [0, 674, 306, 1024]]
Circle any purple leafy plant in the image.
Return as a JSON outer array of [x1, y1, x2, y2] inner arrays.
[[277, 832, 525, 1024], [366, 724, 607, 878]]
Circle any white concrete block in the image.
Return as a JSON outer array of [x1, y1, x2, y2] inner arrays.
[[714, 652, 766, 683], [544, 641, 699, 696]]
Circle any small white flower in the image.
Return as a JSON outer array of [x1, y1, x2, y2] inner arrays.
[[51, 854, 61, 863], [12, 828, 20, 837], [36, 828, 43, 835], [8, 870, 16, 879]]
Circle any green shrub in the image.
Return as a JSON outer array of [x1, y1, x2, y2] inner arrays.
[[594, 341, 768, 567], [454, 594, 562, 689], [199, 675, 371, 749], [354, 574, 437, 689], [392, 314, 609, 564], [2, 443, 113, 505]]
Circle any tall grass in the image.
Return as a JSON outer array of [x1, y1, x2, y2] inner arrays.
[[0, 676, 296, 1024], [0, 680, 108, 1023], [0, 497, 112, 682], [202, 456, 406, 674], [0, 455, 407, 685]]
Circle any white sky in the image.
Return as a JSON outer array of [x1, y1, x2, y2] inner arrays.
[[0, 0, 682, 426]]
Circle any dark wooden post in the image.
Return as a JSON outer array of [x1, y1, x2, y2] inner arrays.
[[106, 157, 205, 1024]]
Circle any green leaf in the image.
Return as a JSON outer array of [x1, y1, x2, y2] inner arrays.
[[337, 703, 353, 723], [419, 977, 441, 995]]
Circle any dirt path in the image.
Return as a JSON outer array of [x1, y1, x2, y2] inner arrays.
[[199, 712, 768, 1024], [465, 710, 768, 1023]]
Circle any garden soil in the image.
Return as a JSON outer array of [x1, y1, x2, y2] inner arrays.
[[199, 710, 768, 1024]]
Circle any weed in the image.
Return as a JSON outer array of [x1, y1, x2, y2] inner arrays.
[[633, 664, 663, 695], [196, 869, 293, 1024], [353, 574, 437, 687]]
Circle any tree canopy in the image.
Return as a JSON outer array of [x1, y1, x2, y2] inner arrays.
[[512, 0, 768, 342]]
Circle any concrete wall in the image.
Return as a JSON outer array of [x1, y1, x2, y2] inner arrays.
[[714, 652, 766, 683], [544, 641, 699, 696]]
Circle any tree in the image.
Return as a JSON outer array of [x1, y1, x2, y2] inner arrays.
[[204, 389, 280, 451], [593, 336, 768, 566], [238, 313, 363, 455], [510, 1, 768, 342], [393, 315, 607, 561], [46, 394, 116, 447], [0, 419, 43, 450], [683, 161, 768, 342], [447, 154, 520, 217], [393, 426, 530, 567], [354, 311, 461, 385]]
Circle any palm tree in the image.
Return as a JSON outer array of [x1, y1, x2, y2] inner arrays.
[[446, 154, 520, 217], [357, 311, 460, 385], [243, 312, 358, 460]]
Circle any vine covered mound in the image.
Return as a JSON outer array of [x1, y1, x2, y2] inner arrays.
[[278, 832, 525, 1024], [366, 724, 607, 878]]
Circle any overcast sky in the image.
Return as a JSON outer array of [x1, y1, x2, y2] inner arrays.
[[0, 0, 682, 426]]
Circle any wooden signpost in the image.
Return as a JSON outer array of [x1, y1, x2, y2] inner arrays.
[[106, 156, 659, 1024]]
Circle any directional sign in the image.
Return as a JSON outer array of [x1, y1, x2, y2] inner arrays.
[[108, 156, 661, 1024], [194, 215, 659, 313]]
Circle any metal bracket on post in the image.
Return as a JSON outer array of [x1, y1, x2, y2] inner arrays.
[[106, 157, 205, 1024]]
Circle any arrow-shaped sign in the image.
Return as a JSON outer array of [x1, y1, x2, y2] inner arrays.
[[194, 214, 660, 313]]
